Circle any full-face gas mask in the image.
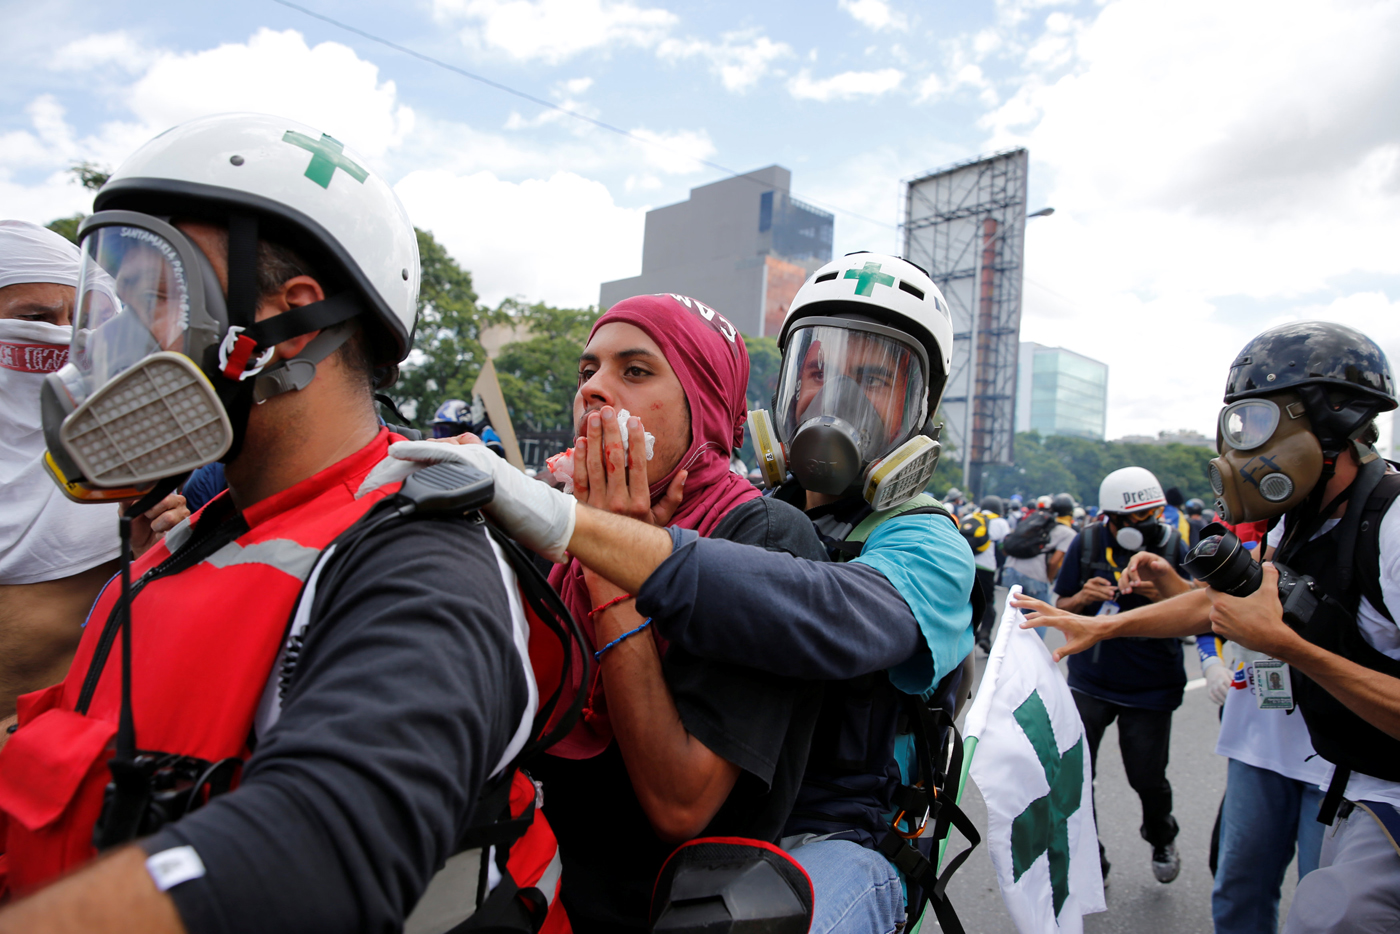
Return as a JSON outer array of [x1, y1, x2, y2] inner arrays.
[[749, 317, 941, 511], [1208, 391, 1324, 524], [42, 212, 362, 503]]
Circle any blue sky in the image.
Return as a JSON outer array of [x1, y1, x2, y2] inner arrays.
[[4, 0, 1399, 440]]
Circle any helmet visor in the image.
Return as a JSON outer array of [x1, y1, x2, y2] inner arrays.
[[775, 322, 926, 461], [1219, 399, 1279, 452], [60, 223, 198, 409]]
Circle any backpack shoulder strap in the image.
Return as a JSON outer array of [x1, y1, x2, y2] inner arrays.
[[1356, 472, 1400, 623], [848, 493, 949, 545], [1079, 523, 1097, 583]]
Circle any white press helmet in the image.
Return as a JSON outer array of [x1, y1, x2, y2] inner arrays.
[[751, 252, 953, 508], [1098, 466, 1166, 515], [42, 113, 421, 502]]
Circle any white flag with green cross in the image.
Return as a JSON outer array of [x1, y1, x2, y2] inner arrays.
[[963, 586, 1106, 934]]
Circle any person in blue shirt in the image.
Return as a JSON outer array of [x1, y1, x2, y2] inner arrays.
[[410, 252, 979, 934], [1053, 465, 1192, 887]]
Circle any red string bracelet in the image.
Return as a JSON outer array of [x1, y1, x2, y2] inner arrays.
[[590, 594, 633, 617]]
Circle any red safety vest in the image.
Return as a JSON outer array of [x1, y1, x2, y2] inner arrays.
[[0, 429, 570, 931]]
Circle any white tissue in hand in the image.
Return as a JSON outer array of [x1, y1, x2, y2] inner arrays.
[[544, 409, 654, 493]]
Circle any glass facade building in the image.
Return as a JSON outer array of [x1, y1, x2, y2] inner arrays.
[[1015, 342, 1108, 440]]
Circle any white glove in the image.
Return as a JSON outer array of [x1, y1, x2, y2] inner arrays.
[[1202, 656, 1231, 706], [374, 440, 578, 563]]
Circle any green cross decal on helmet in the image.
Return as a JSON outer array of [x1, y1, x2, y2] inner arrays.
[[282, 131, 369, 189], [843, 261, 896, 296], [1009, 691, 1083, 917]]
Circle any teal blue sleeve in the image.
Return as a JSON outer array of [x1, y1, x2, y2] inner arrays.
[[852, 513, 976, 695]]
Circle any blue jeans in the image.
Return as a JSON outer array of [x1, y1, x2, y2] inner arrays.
[[1000, 567, 1049, 638], [1213, 758, 1324, 934], [786, 839, 904, 934]]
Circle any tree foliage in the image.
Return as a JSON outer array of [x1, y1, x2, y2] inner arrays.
[[979, 431, 1216, 505], [389, 228, 501, 424], [494, 300, 596, 432]]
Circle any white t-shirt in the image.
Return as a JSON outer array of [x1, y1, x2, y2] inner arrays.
[[974, 515, 1011, 570], [1004, 519, 1077, 583], [1265, 498, 1400, 806], [1215, 644, 1330, 786]]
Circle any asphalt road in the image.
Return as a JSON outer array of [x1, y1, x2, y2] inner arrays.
[[928, 586, 1303, 934]]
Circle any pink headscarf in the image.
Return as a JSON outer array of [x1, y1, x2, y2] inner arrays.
[[548, 293, 762, 758]]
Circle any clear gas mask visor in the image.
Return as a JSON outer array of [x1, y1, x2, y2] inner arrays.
[[773, 319, 928, 496], [42, 214, 232, 501]]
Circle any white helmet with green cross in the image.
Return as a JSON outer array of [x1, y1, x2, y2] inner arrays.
[[778, 251, 954, 418], [94, 112, 420, 364]]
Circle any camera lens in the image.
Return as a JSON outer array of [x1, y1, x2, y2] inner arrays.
[[1182, 522, 1263, 597]]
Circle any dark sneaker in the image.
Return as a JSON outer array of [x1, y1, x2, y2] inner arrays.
[[1151, 844, 1180, 883], [976, 636, 992, 655], [1100, 855, 1111, 888]]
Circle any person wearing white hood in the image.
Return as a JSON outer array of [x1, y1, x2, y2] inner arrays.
[[0, 220, 186, 736]]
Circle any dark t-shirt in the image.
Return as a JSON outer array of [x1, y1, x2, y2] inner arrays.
[[142, 515, 529, 934], [535, 496, 828, 934], [1053, 523, 1190, 710]]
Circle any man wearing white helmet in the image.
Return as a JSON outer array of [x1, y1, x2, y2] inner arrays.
[[1051, 465, 1193, 886], [0, 220, 185, 733], [398, 251, 982, 933], [0, 115, 567, 934]]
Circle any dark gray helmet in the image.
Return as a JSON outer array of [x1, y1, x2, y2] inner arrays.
[[980, 495, 1004, 515], [1050, 493, 1075, 516]]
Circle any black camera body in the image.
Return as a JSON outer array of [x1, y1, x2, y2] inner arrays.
[[1182, 522, 1319, 629]]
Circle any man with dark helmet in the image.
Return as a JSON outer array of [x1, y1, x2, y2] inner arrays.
[[1017, 321, 1400, 932], [1002, 491, 1077, 606]]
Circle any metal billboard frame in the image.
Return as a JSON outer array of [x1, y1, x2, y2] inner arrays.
[[903, 148, 1028, 496]]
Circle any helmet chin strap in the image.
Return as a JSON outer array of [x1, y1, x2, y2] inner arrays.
[[216, 215, 363, 461]]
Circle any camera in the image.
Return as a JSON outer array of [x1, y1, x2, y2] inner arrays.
[[1182, 522, 1319, 629]]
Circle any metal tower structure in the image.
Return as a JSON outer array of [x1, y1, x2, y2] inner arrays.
[[903, 148, 1028, 496]]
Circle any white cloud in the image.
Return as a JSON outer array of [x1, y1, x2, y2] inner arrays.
[[788, 68, 904, 101], [50, 31, 146, 73], [434, 0, 676, 64], [976, 0, 1400, 437], [126, 29, 413, 160], [395, 169, 645, 307], [626, 127, 715, 174], [838, 0, 907, 30], [656, 30, 793, 92]]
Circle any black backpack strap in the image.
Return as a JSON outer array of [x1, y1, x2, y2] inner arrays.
[[1355, 471, 1400, 623], [1078, 523, 1097, 585]]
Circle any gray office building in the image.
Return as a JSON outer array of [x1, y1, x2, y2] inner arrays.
[[1015, 341, 1109, 440], [599, 166, 834, 337]]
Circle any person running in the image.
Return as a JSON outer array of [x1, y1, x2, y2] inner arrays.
[[965, 495, 1010, 652], [1052, 466, 1191, 885], [0, 114, 558, 933], [1001, 492, 1076, 604]]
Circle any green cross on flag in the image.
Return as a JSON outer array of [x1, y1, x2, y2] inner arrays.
[[282, 131, 369, 189], [964, 585, 1105, 933], [1010, 692, 1083, 916], [843, 261, 896, 296]]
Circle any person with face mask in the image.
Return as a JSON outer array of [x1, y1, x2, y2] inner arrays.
[[0, 221, 186, 737], [394, 252, 982, 934], [0, 115, 576, 934], [1015, 321, 1400, 932], [1051, 466, 1192, 885]]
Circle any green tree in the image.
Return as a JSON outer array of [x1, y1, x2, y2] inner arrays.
[[389, 228, 502, 425], [494, 300, 596, 432]]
